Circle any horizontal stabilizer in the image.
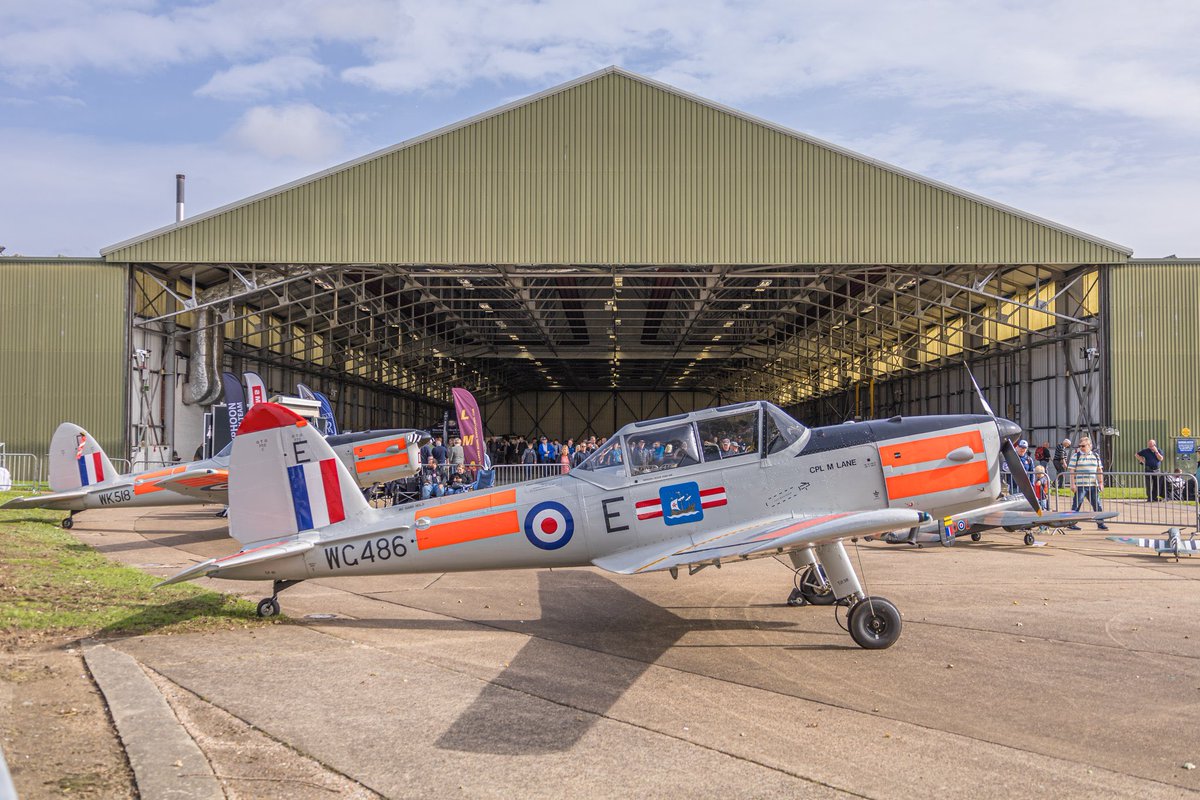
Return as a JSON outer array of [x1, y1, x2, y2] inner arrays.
[[1, 488, 94, 510], [156, 538, 315, 586], [594, 508, 923, 575]]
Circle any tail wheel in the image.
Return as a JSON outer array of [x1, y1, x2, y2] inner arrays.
[[256, 598, 280, 618], [798, 565, 837, 606], [970, 532, 982, 542], [848, 597, 902, 649]]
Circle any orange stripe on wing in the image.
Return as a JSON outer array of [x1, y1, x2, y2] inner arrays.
[[886, 461, 990, 500], [133, 465, 187, 495], [882, 430, 984, 468], [354, 451, 410, 474], [417, 510, 520, 550]]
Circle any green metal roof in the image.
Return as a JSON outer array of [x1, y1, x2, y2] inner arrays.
[[103, 67, 1131, 266]]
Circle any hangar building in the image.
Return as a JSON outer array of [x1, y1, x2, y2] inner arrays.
[[0, 68, 1193, 472]]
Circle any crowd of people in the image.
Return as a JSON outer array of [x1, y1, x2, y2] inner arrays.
[[999, 433, 1192, 532]]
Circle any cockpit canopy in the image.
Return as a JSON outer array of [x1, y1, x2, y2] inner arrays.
[[574, 401, 806, 476]]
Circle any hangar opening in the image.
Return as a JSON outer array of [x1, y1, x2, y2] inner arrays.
[[73, 67, 1131, 466]]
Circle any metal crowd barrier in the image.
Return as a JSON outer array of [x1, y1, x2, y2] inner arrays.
[[0, 453, 45, 491], [492, 463, 570, 486], [1046, 470, 1199, 530]]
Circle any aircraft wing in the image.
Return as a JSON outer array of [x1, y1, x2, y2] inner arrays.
[[156, 538, 314, 586], [1, 487, 94, 510], [1107, 536, 1199, 552], [966, 507, 1119, 531], [151, 468, 229, 501], [592, 508, 924, 575]]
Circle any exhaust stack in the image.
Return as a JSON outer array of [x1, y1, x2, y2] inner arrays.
[[175, 173, 185, 222]]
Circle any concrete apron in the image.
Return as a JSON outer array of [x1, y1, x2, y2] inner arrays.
[[75, 504, 1200, 799]]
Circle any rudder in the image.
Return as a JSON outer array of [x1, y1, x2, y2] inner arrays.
[[229, 403, 372, 545], [48, 423, 119, 492]]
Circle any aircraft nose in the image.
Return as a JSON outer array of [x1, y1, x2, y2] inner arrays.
[[996, 418, 1022, 438]]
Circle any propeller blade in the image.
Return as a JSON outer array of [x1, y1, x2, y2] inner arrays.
[[1001, 438, 1041, 514], [966, 367, 996, 419]]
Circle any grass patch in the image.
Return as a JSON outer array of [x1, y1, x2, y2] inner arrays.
[[0, 491, 266, 639]]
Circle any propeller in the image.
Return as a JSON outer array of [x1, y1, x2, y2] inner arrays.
[[966, 367, 1041, 515]]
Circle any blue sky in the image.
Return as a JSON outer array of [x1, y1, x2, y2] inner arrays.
[[2, 0, 1198, 257]]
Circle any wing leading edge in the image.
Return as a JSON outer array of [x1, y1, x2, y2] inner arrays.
[[593, 508, 925, 575]]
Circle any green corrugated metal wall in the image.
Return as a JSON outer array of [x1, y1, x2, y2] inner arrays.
[[0, 259, 127, 457], [104, 70, 1128, 266], [1107, 261, 1200, 471]]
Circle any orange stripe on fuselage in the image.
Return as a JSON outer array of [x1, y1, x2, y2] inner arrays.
[[423, 489, 517, 521], [417, 510, 520, 550], [354, 451, 409, 474], [882, 430, 984, 468], [133, 465, 187, 495], [415, 488, 521, 550], [354, 438, 405, 458], [885, 461, 990, 500]]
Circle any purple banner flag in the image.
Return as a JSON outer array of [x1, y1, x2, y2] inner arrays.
[[451, 388, 486, 468]]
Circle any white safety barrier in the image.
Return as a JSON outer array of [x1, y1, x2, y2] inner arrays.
[[0, 453, 45, 491], [1047, 470, 1199, 530], [492, 463, 569, 485]]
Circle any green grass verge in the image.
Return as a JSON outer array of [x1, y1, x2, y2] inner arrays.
[[0, 491, 266, 638]]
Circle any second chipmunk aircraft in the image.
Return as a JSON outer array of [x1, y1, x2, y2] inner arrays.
[[159, 376, 1110, 649]]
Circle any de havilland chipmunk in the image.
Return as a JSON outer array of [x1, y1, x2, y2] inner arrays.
[[158, 378, 1109, 650], [1, 421, 429, 528]]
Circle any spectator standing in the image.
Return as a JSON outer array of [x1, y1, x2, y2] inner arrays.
[[1034, 441, 1051, 473], [1014, 439, 1034, 493], [1053, 438, 1071, 483], [1032, 465, 1050, 510], [450, 437, 465, 471], [537, 436, 553, 464], [1135, 439, 1165, 501], [1067, 436, 1109, 530], [431, 435, 449, 479], [559, 445, 571, 474], [521, 440, 537, 478]]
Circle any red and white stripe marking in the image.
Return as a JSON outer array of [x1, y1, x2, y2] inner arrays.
[[636, 486, 727, 520]]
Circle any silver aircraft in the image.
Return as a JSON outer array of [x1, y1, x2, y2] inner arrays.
[[159, 394, 1073, 650], [2, 422, 427, 528], [1108, 527, 1198, 561]]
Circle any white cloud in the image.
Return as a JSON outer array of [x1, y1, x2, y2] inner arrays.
[[197, 55, 327, 100], [227, 102, 346, 160]]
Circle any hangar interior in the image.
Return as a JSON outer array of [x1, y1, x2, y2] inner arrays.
[[3, 67, 1150, 469]]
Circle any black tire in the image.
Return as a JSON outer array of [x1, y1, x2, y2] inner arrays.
[[256, 598, 280, 618], [848, 597, 902, 649], [970, 532, 982, 542], [798, 566, 837, 606], [1024, 532, 1035, 546], [61, 517, 74, 530]]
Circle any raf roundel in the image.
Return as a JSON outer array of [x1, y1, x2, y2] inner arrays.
[[524, 501, 574, 550]]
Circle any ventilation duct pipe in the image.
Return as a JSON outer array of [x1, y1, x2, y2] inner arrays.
[[183, 307, 225, 406]]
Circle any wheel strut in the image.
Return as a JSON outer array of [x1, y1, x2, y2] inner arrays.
[[256, 579, 303, 618]]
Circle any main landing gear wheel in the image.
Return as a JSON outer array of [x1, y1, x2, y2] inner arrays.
[[61, 516, 74, 530], [1023, 532, 1035, 546], [848, 597, 902, 649], [970, 532, 982, 542], [798, 565, 837, 606], [256, 598, 280, 618]]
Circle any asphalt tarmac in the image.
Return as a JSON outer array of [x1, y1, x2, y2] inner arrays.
[[74, 505, 1200, 799]]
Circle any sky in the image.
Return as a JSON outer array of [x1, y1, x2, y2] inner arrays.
[[2, 0, 1199, 258]]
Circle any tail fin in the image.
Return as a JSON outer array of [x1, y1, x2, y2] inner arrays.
[[229, 403, 372, 545], [48, 423, 119, 492]]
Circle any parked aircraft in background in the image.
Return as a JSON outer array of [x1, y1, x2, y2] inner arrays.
[[160, 389, 1074, 650], [1108, 527, 1197, 561], [2, 422, 428, 528]]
